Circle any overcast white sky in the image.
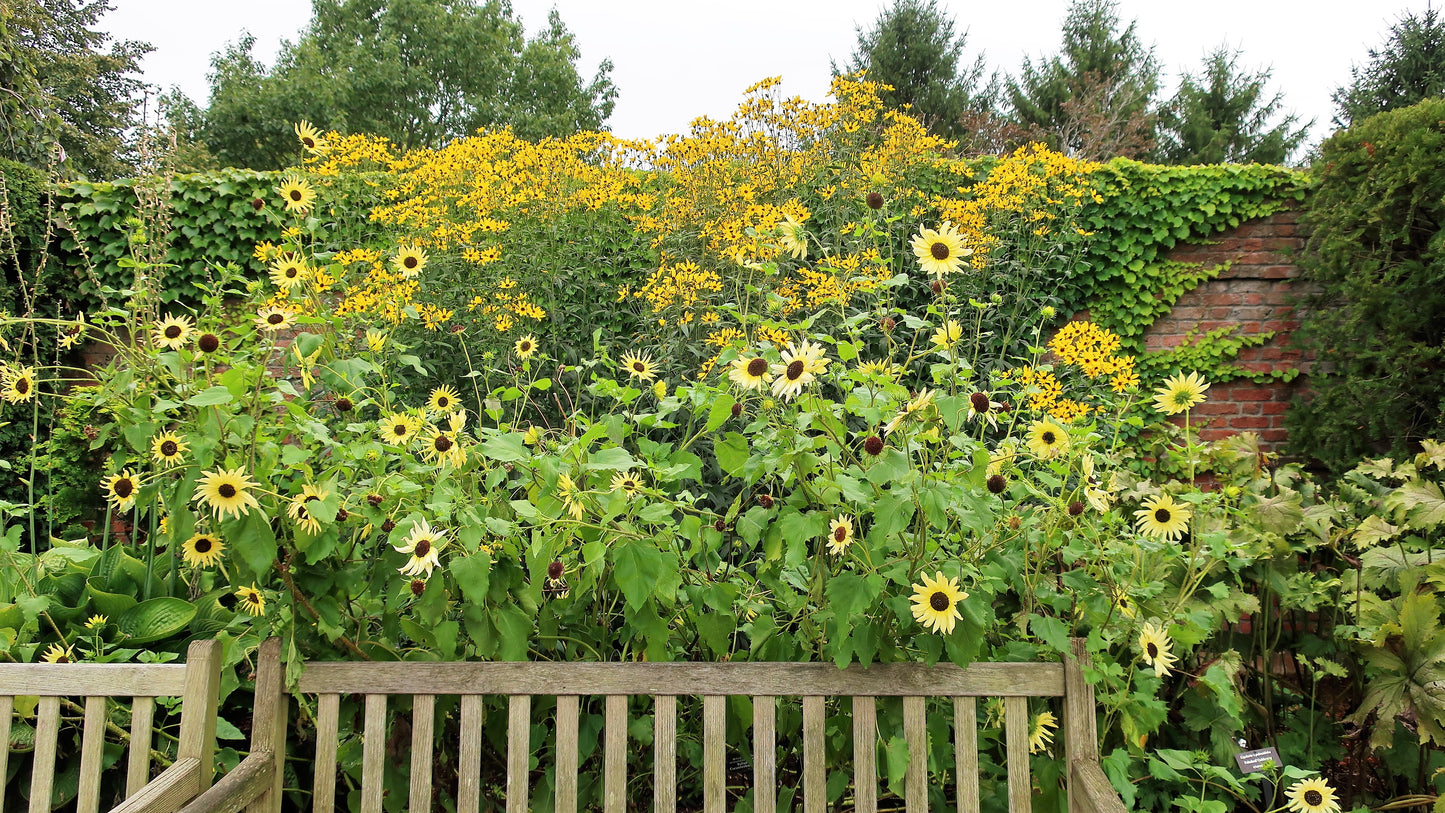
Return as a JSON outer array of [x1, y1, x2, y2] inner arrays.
[[101, 0, 1425, 148]]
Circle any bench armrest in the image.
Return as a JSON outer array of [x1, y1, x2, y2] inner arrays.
[[107, 758, 202, 813], [1071, 759, 1129, 813], [175, 751, 278, 813]]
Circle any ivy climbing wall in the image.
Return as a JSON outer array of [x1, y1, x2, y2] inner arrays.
[[1142, 210, 1313, 450]]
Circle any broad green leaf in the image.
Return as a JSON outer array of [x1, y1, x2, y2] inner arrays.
[[705, 391, 736, 432], [185, 386, 234, 407], [115, 598, 196, 643], [1388, 479, 1445, 528], [715, 432, 749, 477], [612, 541, 665, 611]]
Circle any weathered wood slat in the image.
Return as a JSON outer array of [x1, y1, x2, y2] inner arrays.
[[1063, 639, 1099, 813], [360, 694, 386, 813], [954, 697, 979, 813], [604, 695, 626, 813], [753, 696, 776, 813], [177, 752, 276, 813], [703, 695, 725, 813], [176, 639, 222, 793], [0, 695, 11, 813], [903, 696, 926, 813], [1071, 758, 1128, 813], [313, 694, 340, 813], [298, 661, 1064, 697], [555, 695, 579, 813], [853, 696, 876, 813], [108, 758, 203, 813], [1005, 695, 1032, 813], [76, 696, 106, 813], [457, 694, 484, 813], [653, 694, 676, 813], [127, 695, 155, 799], [0, 664, 187, 696], [28, 695, 60, 813], [802, 696, 824, 813], [246, 637, 286, 813], [409, 694, 434, 813], [507, 695, 530, 813]]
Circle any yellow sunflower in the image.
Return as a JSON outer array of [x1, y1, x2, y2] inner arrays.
[[393, 245, 428, 278], [394, 519, 448, 579], [85, 614, 107, 630], [557, 473, 585, 520], [1138, 621, 1178, 677], [100, 469, 140, 512], [910, 221, 970, 277], [728, 355, 773, 391], [1026, 419, 1069, 459], [620, 352, 658, 382], [421, 425, 466, 468], [911, 571, 967, 634], [514, 335, 538, 359], [427, 386, 461, 414], [57, 314, 87, 350], [885, 388, 937, 435], [235, 585, 266, 617], [1284, 777, 1341, 813], [379, 412, 422, 446], [967, 392, 1002, 428], [930, 319, 963, 350], [776, 214, 808, 260], [826, 516, 853, 555], [1028, 711, 1057, 754], [1152, 371, 1210, 415], [610, 470, 644, 499], [268, 256, 310, 290], [181, 532, 225, 568], [278, 178, 316, 213], [150, 432, 189, 467], [287, 484, 329, 534], [194, 467, 262, 520], [294, 120, 328, 153], [365, 329, 387, 352], [255, 305, 297, 332], [1134, 493, 1191, 541], [2, 365, 38, 403], [152, 314, 194, 350], [41, 644, 74, 663], [770, 341, 827, 401]]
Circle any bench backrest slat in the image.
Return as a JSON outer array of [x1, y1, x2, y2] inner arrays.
[[409, 694, 435, 812], [28, 696, 61, 813], [853, 697, 877, 813], [0, 697, 9, 813], [0, 663, 187, 697], [76, 696, 107, 813], [507, 695, 529, 813], [802, 695, 824, 813], [360, 694, 386, 813], [312, 693, 340, 813], [702, 695, 725, 813], [126, 696, 156, 798], [555, 694, 580, 813], [954, 696, 980, 813], [1005, 695, 1034, 813], [904, 695, 927, 812], [603, 695, 626, 813], [752, 696, 775, 813], [297, 660, 1065, 696], [457, 693, 484, 813]]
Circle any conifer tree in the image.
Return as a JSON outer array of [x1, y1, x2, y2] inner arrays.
[[1334, 7, 1445, 127], [1156, 45, 1309, 165]]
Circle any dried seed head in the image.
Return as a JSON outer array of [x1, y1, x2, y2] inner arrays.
[[380, 519, 395, 533], [866, 191, 884, 209], [863, 435, 884, 456], [758, 494, 775, 509], [987, 474, 1007, 494], [1068, 501, 1085, 517], [547, 561, 565, 580]]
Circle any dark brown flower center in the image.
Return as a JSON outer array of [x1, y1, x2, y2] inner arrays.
[[404, 256, 418, 269], [929, 591, 950, 612], [302, 137, 315, 148], [267, 313, 284, 325], [1041, 431, 1056, 444], [194, 537, 213, 553], [864, 436, 884, 455], [1146, 642, 1159, 658], [987, 474, 1007, 494], [436, 395, 451, 408], [289, 190, 303, 201], [1155, 508, 1171, 523], [833, 526, 847, 543], [393, 423, 408, 436], [548, 561, 565, 579], [15, 377, 30, 394], [434, 435, 453, 452], [414, 539, 431, 557], [113, 478, 134, 498], [164, 325, 182, 339], [930, 241, 950, 260], [747, 358, 768, 377], [866, 191, 883, 209], [786, 359, 804, 380], [335, 397, 353, 412], [198, 334, 219, 352], [519, 341, 532, 352], [970, 392, 990, 413], [217, 483, 237, 499], [285, 266, 299, 278], [633, 361, 646, 372], [160, 440, 178, 456], [244, 591, 260, 605], [1069, 501, 1084, 516], [410, 579, 426, 596], [1304, 790, 1323, 806]]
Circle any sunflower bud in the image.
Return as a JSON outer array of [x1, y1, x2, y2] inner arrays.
[[880, 317, 896, 332], [931, 280, 944, 296], [251, 198, 264, 211], [1068, 501, 1085, 517], [1008, 515, 1021, 530], [865, 191, 884, 209], [336, 508, 349, 522], [987, 474, 1007, 494], [334, 396, 353, 412], [863, 435, 884, 456]]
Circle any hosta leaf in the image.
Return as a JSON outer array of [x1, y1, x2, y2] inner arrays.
[[115, 598, 196, 644]]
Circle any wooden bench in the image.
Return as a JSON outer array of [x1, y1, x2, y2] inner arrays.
[[188, 639, 1127, 813], [1, 639, 221, 813]]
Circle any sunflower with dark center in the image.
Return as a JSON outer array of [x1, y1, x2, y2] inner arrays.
[[255, 306, 296, 332], [394, 519, 448, 578], [826, 516, 853, 555], [620, 351, 658, 382], [393, 245, 428, 278], [277, 178, 316, 213], [269, 256, 309, 290], [610, 470, 644, 498], [1, 366, 36, 403], [428, 385, 460, 413], [1137, 621, 1178, 677], [182, 533, 225, 568], [153, 314, 194, 350], [194, 467, 262, 520], [1134, 493, 1191, 541], [379, 413, 422, 446], [1026, 419, 1069, 459], [910, 571, 967, 634], [294, 120, 328, 153], [1285, 778, 1340, 813], [728, 355, 773, 391], [288, 485, 329, 534], [150, 432, 189, 467], [101, 470, 140, 511], [41, 644, 73, 663], [770, 339, 828, 401], [909, 221, 970, 277], [235, 585, 266, 617], [422, 426, 465, 467], [514, 335, 538, 359]]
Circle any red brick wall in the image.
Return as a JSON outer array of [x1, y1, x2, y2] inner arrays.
[[1141, 210, 1313, 451]]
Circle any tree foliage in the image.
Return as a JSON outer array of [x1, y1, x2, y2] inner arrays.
[[1006, 0, 1159, 159], [835, 0, 995, 142], [0, 0, 150, 177], [1334, 7, 1445, 128], [200, 0, 617, 169], [1155, 45, 1310, 166]]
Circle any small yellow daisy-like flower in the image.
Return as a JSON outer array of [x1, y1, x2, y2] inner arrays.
[[885, 388, 937, 435], [557, 473, 585, 520], [181, 532, 224, 568], [1026, 419, 1069, 459], [394, 519, 448, 579], [57, 314, 88, 350], [1, 366, 37, 403], [41, 643, 74, 663], [620, 352, 657, 382], [379, 413, 423, 446], [930, 319, 963, 350], [85, 614, 107, 630], [287, 484, 329, 535], [910, 221, 971, 277], [1137, 621, 1178, 677], [1134, 493, 1191, 541], [1028, 711, 1057, 754], [826, 516, 853, 555], [294, 120, 328, 153], [194, 467, 262, 520], [428, 385, 461, 414], [268, 255, 310, 290], [235, 585, 266, 617], [1152, 371, 1210, 415], [150, 432, 189, 467], [393, 245, 428, 278], [278, 178, 316, 213], [729, 355, 773, 391], [365, 329, 387, 352], [610, 470, 644, 498], [255, 305, 297, 332], [152, 314, 194, 350], [652, 380, 668, 399], [910, 571, 967, 634], [523, 425, 541, 446], [101, 469, 140, 512], [514, 335, 538, 359], [1284, 777, 1341, 813]]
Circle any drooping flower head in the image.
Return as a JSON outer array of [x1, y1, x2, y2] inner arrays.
[[1138, 621, 1178, 677]]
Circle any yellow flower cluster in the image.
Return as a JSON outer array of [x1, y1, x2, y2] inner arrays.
[[1048, 320, 1139, 393], [466, 289, 547, 332]]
